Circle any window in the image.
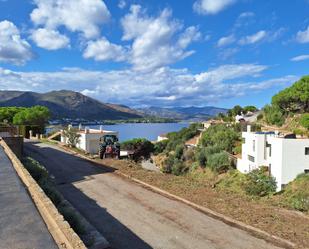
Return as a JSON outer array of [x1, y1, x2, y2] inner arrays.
[[253, 140, 255, 152], [305, 169, 309, 174], [248, 155, 255, 162], [305, 147, 309, 155], [242, 138, 246, 144]]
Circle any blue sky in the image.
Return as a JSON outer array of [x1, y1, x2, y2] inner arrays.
[[0, 0, 308, 108]]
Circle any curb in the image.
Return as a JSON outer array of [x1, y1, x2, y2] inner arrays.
[[51, 141, 296, 249]]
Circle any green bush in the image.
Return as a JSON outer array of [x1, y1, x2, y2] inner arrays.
[[153, 140, 168, 155], [161, 154, 174, 173], [121, 138, 154, 161], [200, 125, 240, 153], [174, 144, 184, 159], [244, 168, 277, 197], [171, 159, 188, 176], [58, 203, 85, 235], [39, 178, 63, 206], [263, 105, 285, 126], [23, 157, 48, 182], [281, 173, 309, 212], [300, 113, 309, 130], [207, 152, 230, 173]]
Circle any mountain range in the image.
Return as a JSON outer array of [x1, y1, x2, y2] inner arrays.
[[0, 90, 227, 121], [137, 106, 227, 121]]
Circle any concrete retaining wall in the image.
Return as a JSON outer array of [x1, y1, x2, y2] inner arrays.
[[0, 139, 87, 249]]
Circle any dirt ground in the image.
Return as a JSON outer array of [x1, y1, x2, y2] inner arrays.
[[97, 158, 309, 249]]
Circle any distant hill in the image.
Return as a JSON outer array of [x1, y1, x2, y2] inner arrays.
[[0, 90, 142, 120], [137, 106, 227, 121]]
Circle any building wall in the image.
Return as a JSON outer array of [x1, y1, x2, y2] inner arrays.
[[281, 139, 309, 187], [238, 131, 309, 191]]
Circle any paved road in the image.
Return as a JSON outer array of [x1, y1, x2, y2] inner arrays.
[[0, 146, 57, 249], [24, 141, 281, 249]]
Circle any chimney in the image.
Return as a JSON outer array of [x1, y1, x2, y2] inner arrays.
[[247, 125, 251, 133]]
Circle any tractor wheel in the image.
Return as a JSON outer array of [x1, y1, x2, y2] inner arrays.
[[99, 147, 105, 159]]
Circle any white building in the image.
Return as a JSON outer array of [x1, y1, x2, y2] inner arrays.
[[237, 126, 309, 191], [61, 125, 118, 154], [157, 134, 168, 142]]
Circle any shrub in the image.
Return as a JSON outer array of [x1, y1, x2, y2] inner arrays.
[[62, 128, 81, 147], [183, 148, 195, 162], [244, 168, 277, 197], [200, 125, 240, 153], [161, 154, 174, 173], [207, 152, 230, 173], [300, 113, 309, 130], [281, 173, 309, 212], [174, 144, 184, 159], [121, 138, 154, 161], [171, 159, 188, 176], [23, 157, 48, 182], [257, 113, 263, 121], [39, 178, 63, 206], [58, 203, 85, 235], [263, 105, 285, 126], [153, 140, 168, 155]]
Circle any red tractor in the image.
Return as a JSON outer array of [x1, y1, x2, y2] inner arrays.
[[99, 134, 120, 159]]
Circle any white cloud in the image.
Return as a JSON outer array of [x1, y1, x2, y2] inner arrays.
[[193, 0, 236, 15], [217, 35, 235, 47], [239, 30, 267, 45], [238, 12, 255, 19], [30, 0, 110, 39], [120, 5, 201, 71], [31, 28, 70, 50], [291, 54, 309, 62], [118, 0, 126, 9], [0, 20, 33, 65], [296, 25, 309, 43], [83, 37, 127, 62], [0, 63, 295, 107]]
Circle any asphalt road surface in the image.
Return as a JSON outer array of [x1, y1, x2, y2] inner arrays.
[[24, 141, 282, 249], [0, 146, 57, 249]]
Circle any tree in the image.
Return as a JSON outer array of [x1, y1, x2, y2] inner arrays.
[[0, 107, 25, 123], [300, 113, 309, 130], [243, 106, 258, 114], [200, 124, 240, 153], [272, 76, 309, 113], [13, 106, 50, 127], [62, 128, 81, 147]]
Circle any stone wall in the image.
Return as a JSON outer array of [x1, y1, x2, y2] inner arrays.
[[2, 136, 23, 159]]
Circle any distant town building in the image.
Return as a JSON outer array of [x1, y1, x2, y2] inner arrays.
[[237, 125, 309, 191], [61, 125, 118, 154], [157, 134, 168, 142], [202, 119, 225, 129]]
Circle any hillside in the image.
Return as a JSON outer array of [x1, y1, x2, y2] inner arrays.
[[0, 90, 142, 120], [138, 106, 227, 121]]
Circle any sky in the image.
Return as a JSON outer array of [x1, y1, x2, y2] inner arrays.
[[0, 0, 308, 109]]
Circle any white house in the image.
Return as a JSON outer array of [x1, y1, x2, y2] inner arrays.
[[61, 125, 118, 154], [157, 133, 168, 142], [237, 126, 309, 191]]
